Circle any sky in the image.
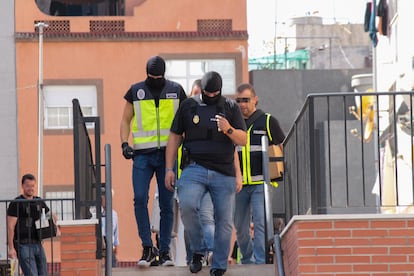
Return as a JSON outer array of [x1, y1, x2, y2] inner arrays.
[[246, 0, 367, 57]]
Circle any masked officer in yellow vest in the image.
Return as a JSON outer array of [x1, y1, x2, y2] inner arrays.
[[120, 56, 187, 267], [234, 83, 285, 264]]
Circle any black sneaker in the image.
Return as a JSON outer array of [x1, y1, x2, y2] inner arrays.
[[138, 246, 159, 267], [149, 247, 159, 267], [210, 269, 225, 276], [159, 251, 175, 266], [189, 253, 204, 273]]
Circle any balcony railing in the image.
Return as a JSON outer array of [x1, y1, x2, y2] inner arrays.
[[283, 91, 414, 222]]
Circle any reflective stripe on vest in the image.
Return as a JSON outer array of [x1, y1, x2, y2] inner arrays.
[[241, 113, 278, 187], [132, 98, 179, 150]]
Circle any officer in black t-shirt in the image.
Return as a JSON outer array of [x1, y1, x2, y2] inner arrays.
[[165, 71, 247, 276], [7, 173, 49, 276]]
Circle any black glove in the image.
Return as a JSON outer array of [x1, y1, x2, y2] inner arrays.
[[121, 142, 134, 159]]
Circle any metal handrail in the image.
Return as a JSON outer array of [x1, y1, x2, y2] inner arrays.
[[283, 91, 414, 222], [262, 135, 285, 275]]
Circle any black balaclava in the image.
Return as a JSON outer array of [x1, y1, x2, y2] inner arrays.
[[145, 56, 166, 89], [201, 71, 222, 105]]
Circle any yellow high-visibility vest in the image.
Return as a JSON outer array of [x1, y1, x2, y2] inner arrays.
[[132, 98, 179, 150], [238, 113, 278, 187]]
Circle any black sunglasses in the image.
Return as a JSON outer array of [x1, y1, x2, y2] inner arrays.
[[236, 97, 251, 103]]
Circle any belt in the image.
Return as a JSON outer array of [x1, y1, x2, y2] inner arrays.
[[17, 239, 41, 244]]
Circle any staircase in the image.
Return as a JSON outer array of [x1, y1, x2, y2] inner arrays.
[[111, 264, 276, 276]]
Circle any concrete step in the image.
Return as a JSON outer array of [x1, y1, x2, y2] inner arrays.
[[111, 264, 276, 276]]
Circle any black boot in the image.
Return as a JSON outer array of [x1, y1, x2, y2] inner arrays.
[[190, 253, 204, 273], [210, 268, 225, 276]]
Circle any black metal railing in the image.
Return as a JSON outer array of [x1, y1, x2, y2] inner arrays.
[[0, 197, 75, 275], [72, 98, 103, 259], [0, 143, 114, 275], [283, 91, 414, 222]]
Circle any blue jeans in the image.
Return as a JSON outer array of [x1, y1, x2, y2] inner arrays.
[[132, 150, 174, 252], [18, 242, 47, 276], [177, 163, 235, 271], [234, 184, 266, 264], [184, 192, 214, 263]]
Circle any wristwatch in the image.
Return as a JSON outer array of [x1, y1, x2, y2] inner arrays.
[[226, 127, 234, 135]]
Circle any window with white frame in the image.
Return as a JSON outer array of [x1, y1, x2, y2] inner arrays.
[[43, 85, 97, 129], [165, 59, 236, 95], [45, 190, 75, 221]]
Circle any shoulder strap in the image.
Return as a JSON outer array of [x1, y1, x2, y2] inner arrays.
[[245, 109, 265, 127], [188, 96, 199, 115], [215, 96, 226, 115], [265, 113, 273, 143]]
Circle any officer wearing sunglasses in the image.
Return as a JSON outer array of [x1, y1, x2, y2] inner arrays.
[[234, 83, 285, 265]]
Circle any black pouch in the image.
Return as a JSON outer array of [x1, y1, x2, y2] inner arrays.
[[180, 147, 190, 170], [35, 218, 57, 240]]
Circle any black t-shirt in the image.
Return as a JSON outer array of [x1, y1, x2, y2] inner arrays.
[[7, 195, 49, 242], [170, 96, 246, 176]]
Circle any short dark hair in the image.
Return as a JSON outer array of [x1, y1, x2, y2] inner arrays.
[[21, 173, 36, 185], [192, 79, 202, 89], [236, 83, 256, 96]]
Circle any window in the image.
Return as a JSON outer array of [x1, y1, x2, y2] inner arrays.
[[35, 0, 126, 16], [165, 59, 236, 95], [43, 85, 97, 129], [45, 190, 75, 221]]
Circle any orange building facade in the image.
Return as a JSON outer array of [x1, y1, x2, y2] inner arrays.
[[15, 0, 248, 263]]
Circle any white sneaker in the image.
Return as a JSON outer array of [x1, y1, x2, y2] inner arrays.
[[160, 251, 175, 266], [137, 246, 158, 267]]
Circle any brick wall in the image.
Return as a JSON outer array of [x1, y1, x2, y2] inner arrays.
[[59, 220, 102, 276], [280, 214, 414, 276]]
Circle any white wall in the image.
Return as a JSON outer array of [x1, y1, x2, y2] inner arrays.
[[0, 0, 19, 258], [377, 0, 414, 92]]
